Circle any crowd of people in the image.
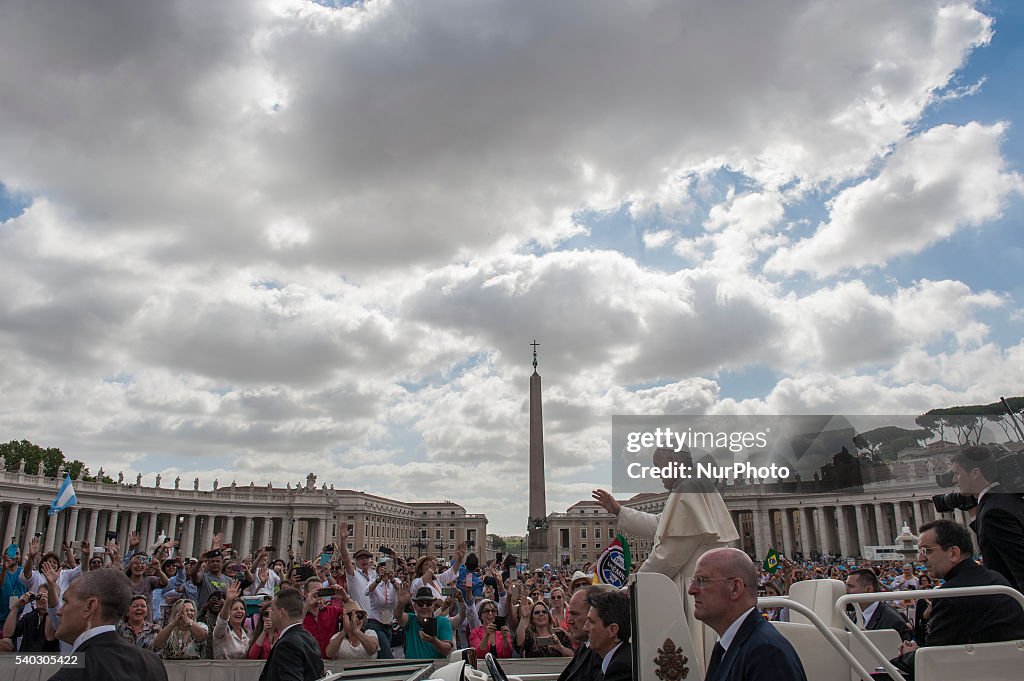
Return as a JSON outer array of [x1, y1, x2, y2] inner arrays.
[[2, 442, 1023, 681], [0, 523, 626, 665]]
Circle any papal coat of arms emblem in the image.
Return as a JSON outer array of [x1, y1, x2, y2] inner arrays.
[[654, 638, 689, 680]]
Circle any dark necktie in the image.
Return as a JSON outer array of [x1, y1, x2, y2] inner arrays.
[[705, 641, 726, 681]]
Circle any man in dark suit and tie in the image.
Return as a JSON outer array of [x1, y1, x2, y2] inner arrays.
[[260, 587, 326, 681], [48, 569, 167, 680], [845, 568, 912, 640], [557, 585, 607, 681], [689, 548, 806, 681], [583, 589, 632, 681], [951, 446, 1024, 592]]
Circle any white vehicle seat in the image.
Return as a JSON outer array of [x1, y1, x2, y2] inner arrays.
[[851, 629, 900, 679], [772, 622, 849, 681], [631, 572, 703, 681], [914, 640, 1024, 681], [788, 579, 847, 628]]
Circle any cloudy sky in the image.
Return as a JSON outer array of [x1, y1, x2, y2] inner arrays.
[[1, 0, 1022, 535]]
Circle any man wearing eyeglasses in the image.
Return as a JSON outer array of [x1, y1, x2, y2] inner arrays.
[[892, 519, 1024, 677], [688, 548, 806, 681]]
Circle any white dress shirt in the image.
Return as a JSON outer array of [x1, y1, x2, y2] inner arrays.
[[71, 624, 117, 652], [718, 607, 755, 652]]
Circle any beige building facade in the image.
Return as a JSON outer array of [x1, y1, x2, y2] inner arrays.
[[0, 468, 488, 563]]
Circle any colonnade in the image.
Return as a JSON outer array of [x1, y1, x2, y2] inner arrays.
[[1, 501, 331, 560], [728, 498, 975, 560]]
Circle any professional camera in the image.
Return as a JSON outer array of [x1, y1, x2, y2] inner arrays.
[[931, 491, 977, 513], [933, 444, 1024, 512]]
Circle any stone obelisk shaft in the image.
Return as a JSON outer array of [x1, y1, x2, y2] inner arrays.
[[529, 369, 546, 521]]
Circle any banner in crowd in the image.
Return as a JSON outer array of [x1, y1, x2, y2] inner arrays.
[[595, 534, 632, 587]]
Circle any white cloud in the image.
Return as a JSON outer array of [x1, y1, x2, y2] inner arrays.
[[0, 1, 1018, 535], [642, 229, 675, 250], [766, 122, 1023, 277], [0, 1, 995, 274]]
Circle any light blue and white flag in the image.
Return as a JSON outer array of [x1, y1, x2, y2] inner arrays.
[[48, 475, 77, 516]]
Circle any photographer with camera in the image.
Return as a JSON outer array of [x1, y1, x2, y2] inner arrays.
[[3, 587, 59, 652], [945, 445, 1024, 592]]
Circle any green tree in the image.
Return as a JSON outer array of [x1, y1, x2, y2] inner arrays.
[[0, 439, 88, 480], [488, 534, 507, 552]]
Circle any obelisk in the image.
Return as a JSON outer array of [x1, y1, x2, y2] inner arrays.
[[527, 340, 549, 567]]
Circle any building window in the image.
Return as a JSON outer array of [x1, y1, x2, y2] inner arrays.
[[449, 529, 455, 540], [435, 529, 442, 540], [581, 529, 587, 539], [560, 528, 570, 549], [581, 544, 587, 549], [595, 528, 601, 539]]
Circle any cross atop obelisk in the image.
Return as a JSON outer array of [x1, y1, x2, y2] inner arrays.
[[527, 339, 548, 566]]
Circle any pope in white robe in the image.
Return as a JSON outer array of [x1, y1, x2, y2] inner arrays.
[[593, 448, 739, 670]]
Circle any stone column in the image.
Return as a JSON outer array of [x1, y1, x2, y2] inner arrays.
[[892, 502, 904, 535], [86, 509, 100, 547], [44, 510, 59, 552], [780, 508, 794, 557], [917, 500, 930, 528], [66, 508, 81, 545], [139, 513, 152, 550], [280, 517, 292, 554], [181, 515, 196, 558], [240, 517, 253, 558], [874, 504, 888, 545], [260, 518, 272, 551], [55, 511, 67, 549], [126, 511, 139, 550], [4, 503, 21, 548], [834, 505, 851, 558], [224, 516, 236, 550], [198, 515, 213, 554], [315, 517, 328, 555], [23, 505, 40, 548], [800, 507, 814, 556], [816, 507, 831, 556], [854, 505, 869, 556], [750, 508, 766, 558]]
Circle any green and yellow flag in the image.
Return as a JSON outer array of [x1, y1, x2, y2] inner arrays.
[[763, 548, 780, 574]]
